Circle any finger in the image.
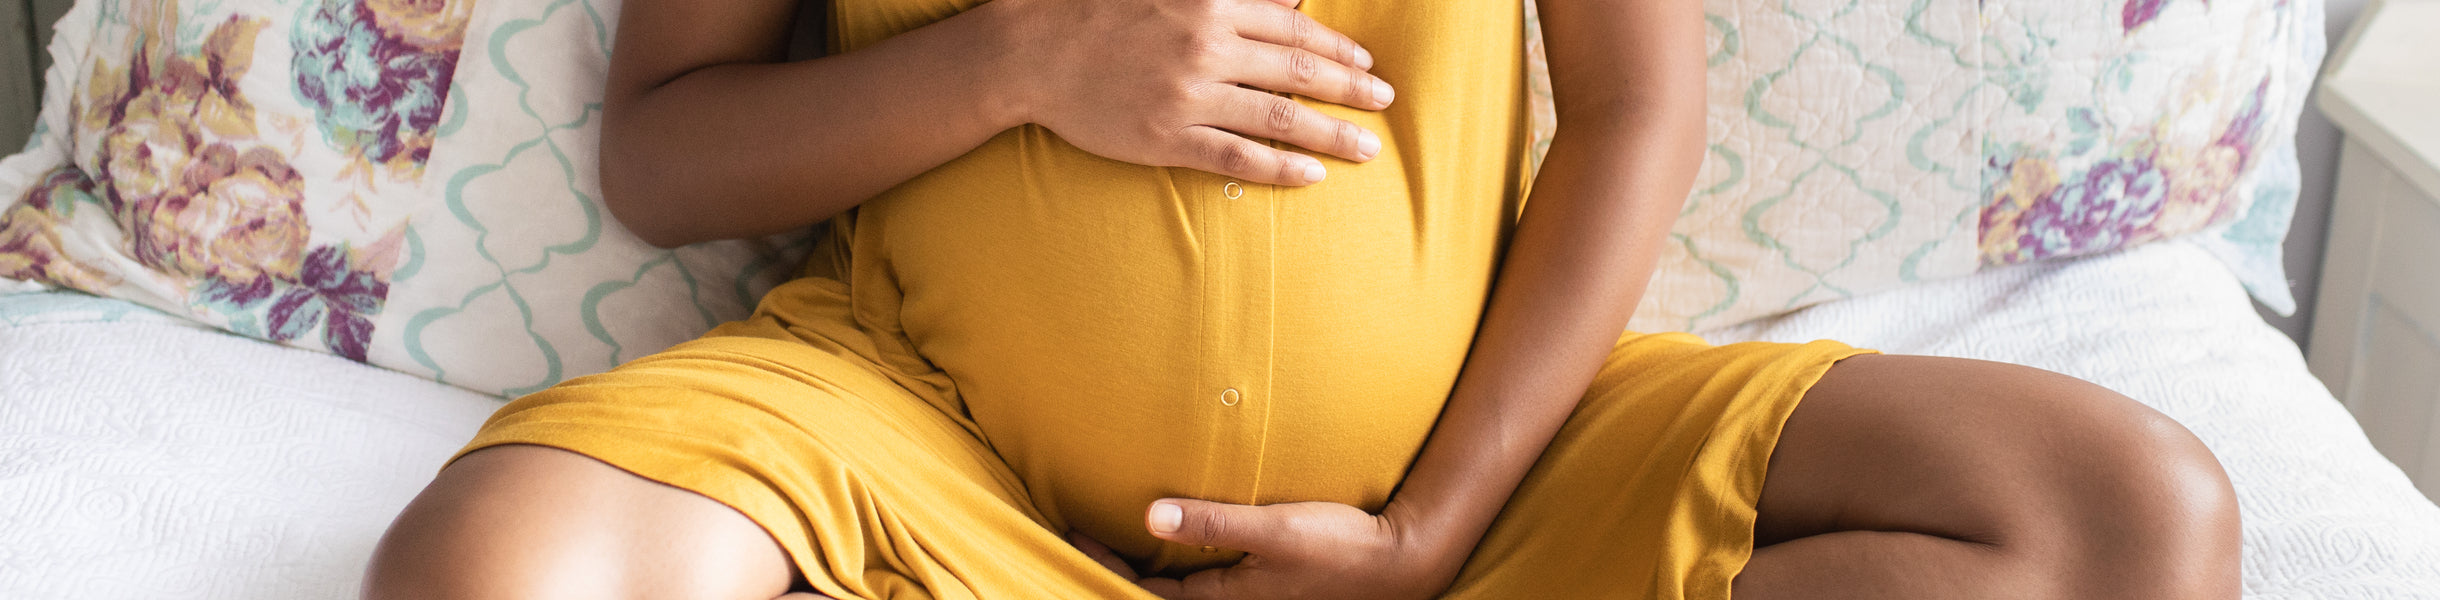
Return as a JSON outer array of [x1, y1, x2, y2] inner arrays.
[[1171, 126, 1327, 186], [1203, 85, 1379, 163], [1146, 498, 1290, 555], [1230, 1, 1372, 71], [1223, 38, 1394, 112], [1137, 576, 1187, 599], [1244, 0, 1305, 11], [1177, 565, 1257, 600], [1065, 531, 1141, 581]]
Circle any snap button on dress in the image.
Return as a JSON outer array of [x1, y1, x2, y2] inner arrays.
[[1223, 181, 1244, 200], [1220, 388, 1242, 406]]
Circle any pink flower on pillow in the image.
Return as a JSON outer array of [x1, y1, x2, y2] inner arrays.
[[92, 99, 195, 210], [126, 144, 310, 286], [1979, 76, 2273, 266]]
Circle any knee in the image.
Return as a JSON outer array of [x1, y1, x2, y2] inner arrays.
[[2034, 384, 2242, 598], [360, 446, 796, 600], [361, 482, 554, 600], [361, 451, 603, 600]]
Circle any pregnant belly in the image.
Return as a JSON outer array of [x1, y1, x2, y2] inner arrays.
[[861, 126, 1511, 574]]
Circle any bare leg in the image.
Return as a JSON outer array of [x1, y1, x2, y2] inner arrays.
[[362, 445, 823, 600], [1734, 355, 2241, 599]]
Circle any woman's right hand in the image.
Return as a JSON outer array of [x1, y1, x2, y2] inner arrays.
[[997, 0, 1394, 186]]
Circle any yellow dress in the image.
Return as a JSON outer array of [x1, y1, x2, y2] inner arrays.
[[456, 0, 1872, 596]]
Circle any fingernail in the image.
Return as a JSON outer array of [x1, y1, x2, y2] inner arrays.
[[1354, 47, 1375, 70], [1149, 502, 1183, 534], [1372, 78, 1395, 107], [1302, 161, 1327, 183], [1358, 130, 1381, 159]]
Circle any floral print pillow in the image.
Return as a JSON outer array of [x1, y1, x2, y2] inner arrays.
[[0, 0, 809, 396], [1525, 0, 2319, 332], [0, 0, 430, 361]]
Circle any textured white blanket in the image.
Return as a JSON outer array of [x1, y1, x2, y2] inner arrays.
[[1, 240, 2434, 598]]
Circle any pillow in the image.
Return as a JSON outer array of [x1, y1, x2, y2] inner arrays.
[[1525, 0, 2321, 332], [0, 0, 811, 397]]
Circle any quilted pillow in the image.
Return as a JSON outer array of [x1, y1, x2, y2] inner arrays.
[[1526, 0, 2321, 332], [0, 0, 810, 397]]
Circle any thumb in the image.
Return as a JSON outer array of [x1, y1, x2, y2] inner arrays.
[[1146, 498, 1285, 554]]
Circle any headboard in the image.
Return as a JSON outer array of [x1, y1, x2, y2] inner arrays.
[[2, 0, 70, 153]]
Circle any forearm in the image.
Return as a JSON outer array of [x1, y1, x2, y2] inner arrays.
[[1380, 0, 1706, 572], [600, 3, 1028, 247], [1385, 99, 1704, 566]]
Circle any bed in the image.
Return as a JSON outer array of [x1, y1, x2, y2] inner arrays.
[[5, 0, 2437, 595], [3, 239, 2437, 598]]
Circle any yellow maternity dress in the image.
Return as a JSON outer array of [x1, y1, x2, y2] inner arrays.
[[456, 0, 1871, 597]]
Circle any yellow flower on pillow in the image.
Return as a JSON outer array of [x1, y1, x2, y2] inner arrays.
[[0, 171, 120, 293], [365, 0, 477, 52]]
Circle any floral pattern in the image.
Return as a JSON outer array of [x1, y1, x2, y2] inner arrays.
[[292, 0, 471, 177], [2125, 0, 2180, 32], [1520, 0, 2313, 331], [1975, 0, 2289, 268], [0, 170, 117, 292], [1980, 75, 2274, 265], [2, 0, 810, 394], [0, 0, 451, 362]]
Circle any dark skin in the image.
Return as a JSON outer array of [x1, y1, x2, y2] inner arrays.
[[598, 0, 1700, 595], [361, 0, 2245, 597], [599, 0, 1398, 247]]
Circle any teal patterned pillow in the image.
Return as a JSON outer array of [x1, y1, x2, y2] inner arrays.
[[1526, 0, 2320, 331], [0, 0, 810, 397]]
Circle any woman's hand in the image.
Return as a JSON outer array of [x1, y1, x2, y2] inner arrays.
[[999, 0, 1395, 186], [1067, 499, 1464, 600], [600, 0, 1395, 246]]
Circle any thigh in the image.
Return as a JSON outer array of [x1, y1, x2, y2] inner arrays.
[[372, 334, 1150, 599]]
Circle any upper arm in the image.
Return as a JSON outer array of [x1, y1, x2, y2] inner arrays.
[[605, 0, 816, 104], [1531, 0, 1705, 124]]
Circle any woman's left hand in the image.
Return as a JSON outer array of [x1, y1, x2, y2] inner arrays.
[[1067, 499, 1464, 600]]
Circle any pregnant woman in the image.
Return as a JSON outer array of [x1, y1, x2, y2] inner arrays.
[[364, 0, 2241, 597]]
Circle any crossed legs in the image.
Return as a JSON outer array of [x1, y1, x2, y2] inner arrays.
[[362, 355, 2239, 599]]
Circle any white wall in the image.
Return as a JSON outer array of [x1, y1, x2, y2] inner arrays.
[[2264, 0, 2374, 350]]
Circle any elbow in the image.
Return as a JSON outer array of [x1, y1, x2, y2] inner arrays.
[[597, 90, 698, 249], [599, 155, 692, 249], [602, 193, 691, 250], [597, 122, 696, 249]]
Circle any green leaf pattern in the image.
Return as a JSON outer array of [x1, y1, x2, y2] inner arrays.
[[1527, 0, 2315, 332], [375, 0, 812, 397]]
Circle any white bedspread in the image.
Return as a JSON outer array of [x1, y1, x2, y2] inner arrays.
[[2, 240, 2436, 598], [0, 292, 504, 598]]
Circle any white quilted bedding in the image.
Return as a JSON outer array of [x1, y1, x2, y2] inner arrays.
[[2, 240, 2436, 598]]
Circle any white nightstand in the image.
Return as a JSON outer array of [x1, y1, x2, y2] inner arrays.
[[2308, 0, 2440, 504]]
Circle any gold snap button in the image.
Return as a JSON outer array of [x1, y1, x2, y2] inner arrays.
[[1200, 545, 1217, 553], [1220, 388, 1241, 406], [1223, 181, 1244, 200]]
